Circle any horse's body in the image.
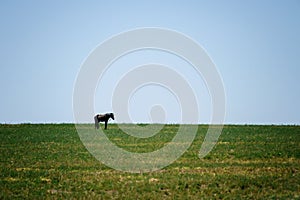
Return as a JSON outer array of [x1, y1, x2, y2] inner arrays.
[[94, 113, 114, 129]]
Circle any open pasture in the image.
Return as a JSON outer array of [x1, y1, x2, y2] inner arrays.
[[1, 124, 299, 199]]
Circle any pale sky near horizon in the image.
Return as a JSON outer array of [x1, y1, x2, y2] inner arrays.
[[0, 0, 299, 124]]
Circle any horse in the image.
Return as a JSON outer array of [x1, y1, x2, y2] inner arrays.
[[94, 113, 115, 130]]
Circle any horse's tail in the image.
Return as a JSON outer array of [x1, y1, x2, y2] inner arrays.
[[94, 115, 99, 129]]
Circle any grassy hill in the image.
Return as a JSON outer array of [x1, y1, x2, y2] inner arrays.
[[1, 124, 299, 199]]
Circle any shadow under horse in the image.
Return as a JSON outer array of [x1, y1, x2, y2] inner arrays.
[[94, 113, 115, 129]]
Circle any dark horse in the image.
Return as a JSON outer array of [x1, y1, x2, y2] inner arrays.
[[94, 113, 114, 130]]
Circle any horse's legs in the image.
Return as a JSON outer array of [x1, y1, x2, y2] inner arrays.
[[105, 121, 108, 129]]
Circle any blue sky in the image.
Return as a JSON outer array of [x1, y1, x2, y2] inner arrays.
[[0, 0, 299, 124]]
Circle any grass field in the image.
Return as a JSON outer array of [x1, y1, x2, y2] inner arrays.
[[1, 124, 299, 199]]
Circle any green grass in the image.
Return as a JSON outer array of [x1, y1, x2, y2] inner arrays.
[[0, 124, 299, 199]]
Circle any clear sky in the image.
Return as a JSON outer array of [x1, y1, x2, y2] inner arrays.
[[0, 0, 299, 124]]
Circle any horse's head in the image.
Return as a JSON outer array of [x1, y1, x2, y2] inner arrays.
[[110, 113, 115, 120]]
